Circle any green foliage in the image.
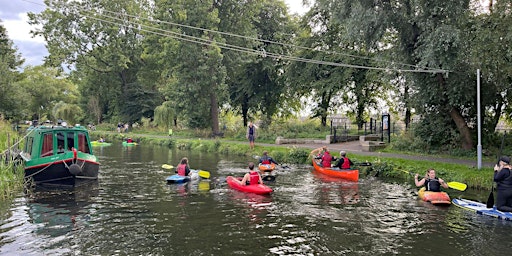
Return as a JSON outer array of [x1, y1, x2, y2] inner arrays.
[[0, 119, 24, 199]]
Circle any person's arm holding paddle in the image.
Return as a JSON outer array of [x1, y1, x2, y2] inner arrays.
[[414, 173, 425, 187]]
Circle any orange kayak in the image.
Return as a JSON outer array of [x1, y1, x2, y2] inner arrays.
[[312, 159, 359, 181], [418, 187, 451, 205], [258, 163, 276, 173]]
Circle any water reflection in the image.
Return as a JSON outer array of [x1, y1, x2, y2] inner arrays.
[[312, 171, 360, 205], [2, 144, 512, 255], [26, 182, 99, 234]]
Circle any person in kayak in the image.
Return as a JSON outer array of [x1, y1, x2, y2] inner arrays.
[[320, 149, 334, 167], [176, 157, 191, 177], [494, 156, 512, 212], [333, 151, 354, 169], [259, 151, 279, 165], [239, 162, 263, 185], [414, 169, 448, 192]]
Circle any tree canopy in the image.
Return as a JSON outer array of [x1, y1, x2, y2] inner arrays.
[[0, 0, 509, 150]]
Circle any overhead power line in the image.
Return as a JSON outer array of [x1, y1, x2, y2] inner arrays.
[[21, 0, 449, 74]]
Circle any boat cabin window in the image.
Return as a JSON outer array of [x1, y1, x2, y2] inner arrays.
[[25, 137, 34, 156], [67, 132, 75, 151], [78, 132, 90, 153], [41, 133, 54, 157], [57, 132, 65, 154]]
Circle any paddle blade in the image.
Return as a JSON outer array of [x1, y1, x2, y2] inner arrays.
[[162, 164, 174, 169], [487, 190, 494, 208], [198, 170, 211, 179], [447, 181, 467, 191], [356, 162, 372, 166]]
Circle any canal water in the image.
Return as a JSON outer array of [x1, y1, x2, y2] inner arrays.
[[0, 143, 511, 255]]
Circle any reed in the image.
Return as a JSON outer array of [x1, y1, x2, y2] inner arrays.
[[0, 119, 25, 199]]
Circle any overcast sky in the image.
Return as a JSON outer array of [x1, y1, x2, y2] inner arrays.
[[1, 0, 310, 68]]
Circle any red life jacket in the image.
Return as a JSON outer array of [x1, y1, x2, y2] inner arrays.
[[321, 152, 332, 167], [177, 164, 187, 176], [249, 171, 260, 185], [261, 156, 271, 164], [341, 157, 351, 169]]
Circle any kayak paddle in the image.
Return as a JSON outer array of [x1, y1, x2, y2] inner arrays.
[[398, 169, 467, 191], [198, 170, 211, 179], [162, 164, 174, 169]]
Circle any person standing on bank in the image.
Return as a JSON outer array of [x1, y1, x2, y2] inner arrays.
[[246, 122, 256, 150], [414, 169, 448, 192], [493, 156, 512, 212]]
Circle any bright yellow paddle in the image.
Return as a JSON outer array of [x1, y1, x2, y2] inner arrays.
[[447, 182, 467, 191], [398, 169, 468, 191], [198, 170, 211, 179], [162, 164, 174, 169]]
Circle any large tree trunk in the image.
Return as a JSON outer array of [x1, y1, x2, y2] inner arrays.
[[436, 73, 473, 150], [449, 107, 473, 150]]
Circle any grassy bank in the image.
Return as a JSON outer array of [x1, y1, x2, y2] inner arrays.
[[91, 130, 494, 190], [0, 120, 24, 200]]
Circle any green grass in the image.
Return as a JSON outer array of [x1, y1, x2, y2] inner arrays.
[[0, 120, 24, 200]]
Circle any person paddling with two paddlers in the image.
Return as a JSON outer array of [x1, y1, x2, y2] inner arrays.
[[332, 151, 354, 169]]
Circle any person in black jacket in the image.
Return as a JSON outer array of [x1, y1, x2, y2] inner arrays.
[[494, 156, 512, 212], [414, 169, 448, 192]]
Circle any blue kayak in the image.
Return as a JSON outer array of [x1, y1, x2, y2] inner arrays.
[[452, 198, 512, 221], [165, 170, 199, 183], [166, 174, 190, 183]]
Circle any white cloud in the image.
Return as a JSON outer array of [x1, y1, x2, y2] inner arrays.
[[285, 0, 311, 15], [3, 13, 44, 43]]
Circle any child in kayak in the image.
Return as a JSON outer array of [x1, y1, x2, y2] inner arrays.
[[176, 157, 191, 177], [239, 162, 263, 185]]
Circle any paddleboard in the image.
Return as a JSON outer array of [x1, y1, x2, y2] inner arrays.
[[452, 198, 512, 221]]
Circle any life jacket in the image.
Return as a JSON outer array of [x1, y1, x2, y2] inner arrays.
[[248, 126, 255, 135], [321, 152, 332, 167], [177, 164, 187, 176], [249, 171, 260, 185], [425, 178, 441, 192], [261, 156, 271, 164], [341, 157, 351, 169]]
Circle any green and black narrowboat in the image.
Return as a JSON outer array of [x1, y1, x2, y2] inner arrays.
[[20, 124, 100, 185]]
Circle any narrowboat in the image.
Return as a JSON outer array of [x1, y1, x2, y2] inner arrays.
[[20, 124, 100, 186]]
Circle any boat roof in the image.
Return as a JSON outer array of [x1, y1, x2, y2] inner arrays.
[[26, 124, 89, 133]]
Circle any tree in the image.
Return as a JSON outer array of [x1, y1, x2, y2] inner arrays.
[[0, 22, 25, 120], [29, 0, 159, 124], [14, 66, 79, 121], [323, 0, 476, 149], [143, 0, 227, 132]]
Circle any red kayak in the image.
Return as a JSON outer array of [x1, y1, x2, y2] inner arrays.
[[312, 158, 359, 181], [226, 176, 273, 195]]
